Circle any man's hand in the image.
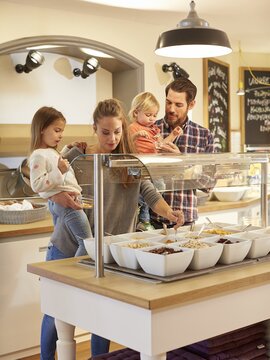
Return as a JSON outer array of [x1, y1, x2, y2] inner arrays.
[[50, 192, 82, 210], [157, 142, 181, 153]]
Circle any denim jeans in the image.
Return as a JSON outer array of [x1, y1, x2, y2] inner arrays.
[[48, 200, 92, 256], [138, 194, 150, 222], [40, 244, 68, 360], [91, 334, 110, 357]]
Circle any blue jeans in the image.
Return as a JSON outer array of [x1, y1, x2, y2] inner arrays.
[[138, 194, 150, 223], [40, 244, 68, 360], [91, 335, 110, 357], [48, 200, 92, 256]]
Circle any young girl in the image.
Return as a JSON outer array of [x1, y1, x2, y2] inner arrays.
[[129, 92, 182, 153], [29, 106, 92, 257], [129, 92, 183, 231]]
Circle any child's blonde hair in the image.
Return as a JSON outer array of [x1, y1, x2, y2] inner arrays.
[[129, 92, 160, 122]]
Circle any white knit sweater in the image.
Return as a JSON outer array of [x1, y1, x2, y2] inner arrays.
[[29, 146, 82, 199]]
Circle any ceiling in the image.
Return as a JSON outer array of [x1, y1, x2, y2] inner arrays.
[[4, 0, 270, 54]]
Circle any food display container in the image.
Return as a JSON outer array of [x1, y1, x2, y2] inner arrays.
[[230, 228, 270, 259], [109, 239, 160, 269], [84, 235, 125, 264], [212, 237, 251, 264], [135, 244, 194, 276], [178, 240, 223, 270], [212, 186, 250, 202]]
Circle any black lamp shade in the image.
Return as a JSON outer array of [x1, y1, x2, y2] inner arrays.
[[155, 27, 232, 58]]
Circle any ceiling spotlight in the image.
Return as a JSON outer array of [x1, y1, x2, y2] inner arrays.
[[236, 82, 245, 96], [155, 1, 232, 58], [15, 50, 45, 73], [73, 57, 100, 79], [162, 62, 189, 80]]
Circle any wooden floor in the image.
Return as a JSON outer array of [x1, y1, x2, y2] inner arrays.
[[21, 340, 124, 360]]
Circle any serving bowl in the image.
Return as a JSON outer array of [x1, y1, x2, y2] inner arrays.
[[135, 244, 194, 277], [213, 186, 250, 202], [178, 239, 223, 270], [230, 228, 270, 259], [212, 236, 251, 264], [117, 231, 163, 242], [109, 239, 160, 269], [83, 235, 125, 264]]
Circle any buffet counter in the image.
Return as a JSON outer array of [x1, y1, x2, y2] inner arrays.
[[0, 213, 53, 239], [1, 195, 268, 240], [27, 256, 270, 360]]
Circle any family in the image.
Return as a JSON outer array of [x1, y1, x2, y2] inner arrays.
[[28, 77, 215, 360]]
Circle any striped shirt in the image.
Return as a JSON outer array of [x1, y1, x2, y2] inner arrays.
[[150, 117, 215, 224]]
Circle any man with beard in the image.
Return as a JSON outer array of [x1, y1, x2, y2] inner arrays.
[[150, 77, 215, 227]]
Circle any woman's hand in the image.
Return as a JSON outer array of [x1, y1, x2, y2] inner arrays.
[[50, 192, 82, 210], [166, 209, 185, 229], [157, 142, 181, 153], [67, 141, 87, 152]]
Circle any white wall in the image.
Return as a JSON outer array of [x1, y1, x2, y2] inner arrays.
[[0, 52, 97, 125], [0, 1, 269, 132]]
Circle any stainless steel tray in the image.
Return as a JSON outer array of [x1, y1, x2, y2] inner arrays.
[[78, 255, 270, 283]]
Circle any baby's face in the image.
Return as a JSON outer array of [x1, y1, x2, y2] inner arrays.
[[136, 106, 158, 127]]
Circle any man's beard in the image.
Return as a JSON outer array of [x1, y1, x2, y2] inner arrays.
[[165, 109, 189, 128]]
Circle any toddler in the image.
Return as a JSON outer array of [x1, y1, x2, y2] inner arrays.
[[129, 92, 183, 231]]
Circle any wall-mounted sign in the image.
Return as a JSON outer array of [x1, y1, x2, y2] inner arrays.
[[203, 58, 230, 152], [240, 67, 270, 148]]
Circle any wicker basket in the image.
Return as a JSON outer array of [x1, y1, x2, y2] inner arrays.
[[0, 203, 48, 224]]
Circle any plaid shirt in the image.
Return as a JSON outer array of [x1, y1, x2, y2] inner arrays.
[[150, 117, 215, 224]]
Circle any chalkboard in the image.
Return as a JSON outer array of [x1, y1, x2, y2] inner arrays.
[[203, 58, 230, 152], [241, 67, 270, 147]]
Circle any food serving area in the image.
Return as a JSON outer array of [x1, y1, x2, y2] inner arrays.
[[27, 255, 270, 360]]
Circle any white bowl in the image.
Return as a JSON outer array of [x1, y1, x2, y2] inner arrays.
[[231, 228, 270, 259], [213, 186, 250, 202], [214, 236, 251, 264], [83, 235, 125, 264], [109, 239, 160, 269], [135, 244, 194, 276], [179, 232, 220, 242], [178, 240, 223, 270], [117, 231, 163, 242]]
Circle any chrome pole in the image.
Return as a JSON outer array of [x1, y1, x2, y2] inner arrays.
[[260, 162, 268, 228], [94, 154, 104, 277]]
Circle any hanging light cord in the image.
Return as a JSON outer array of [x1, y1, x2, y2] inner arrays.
[[239, 46, 270, 86]]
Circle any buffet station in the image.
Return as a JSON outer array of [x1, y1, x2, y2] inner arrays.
[[26, 152, 270, 360]]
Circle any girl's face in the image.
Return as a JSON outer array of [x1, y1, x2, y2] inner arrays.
[[136, 106, 158, 127], [40, 119, 65, 148], [94, 116, 123, 153]]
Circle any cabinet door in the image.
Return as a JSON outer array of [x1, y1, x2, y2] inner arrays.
[[0, 234, 50, 356]]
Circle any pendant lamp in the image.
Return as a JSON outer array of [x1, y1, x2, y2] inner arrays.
[[155, 1, 232, 58]]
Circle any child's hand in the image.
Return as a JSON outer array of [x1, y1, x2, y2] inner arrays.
[[134, 130, 149, 139], [58, 156, 70, 174], [172, 126, 183, 136]]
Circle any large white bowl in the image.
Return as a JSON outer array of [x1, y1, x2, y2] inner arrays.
[[213, 186, 250, 202], [231, 228, 270, 259], [214, 236, 251, 264], [117, 231, 163, 242], [83, 235, 125, 264], [135, 245, 194, 277], [178, 240, 223, 270], [109, 239, 160, 269]]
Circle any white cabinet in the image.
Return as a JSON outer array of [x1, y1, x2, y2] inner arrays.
[[0, 234, 50, 358]]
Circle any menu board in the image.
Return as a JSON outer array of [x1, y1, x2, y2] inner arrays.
[[241, 67, 270, 147], [203, 58, 230, 152]]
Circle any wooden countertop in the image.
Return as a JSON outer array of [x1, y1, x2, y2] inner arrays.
[[0, 213, 53, 238], [27, 256, 270, 310]]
